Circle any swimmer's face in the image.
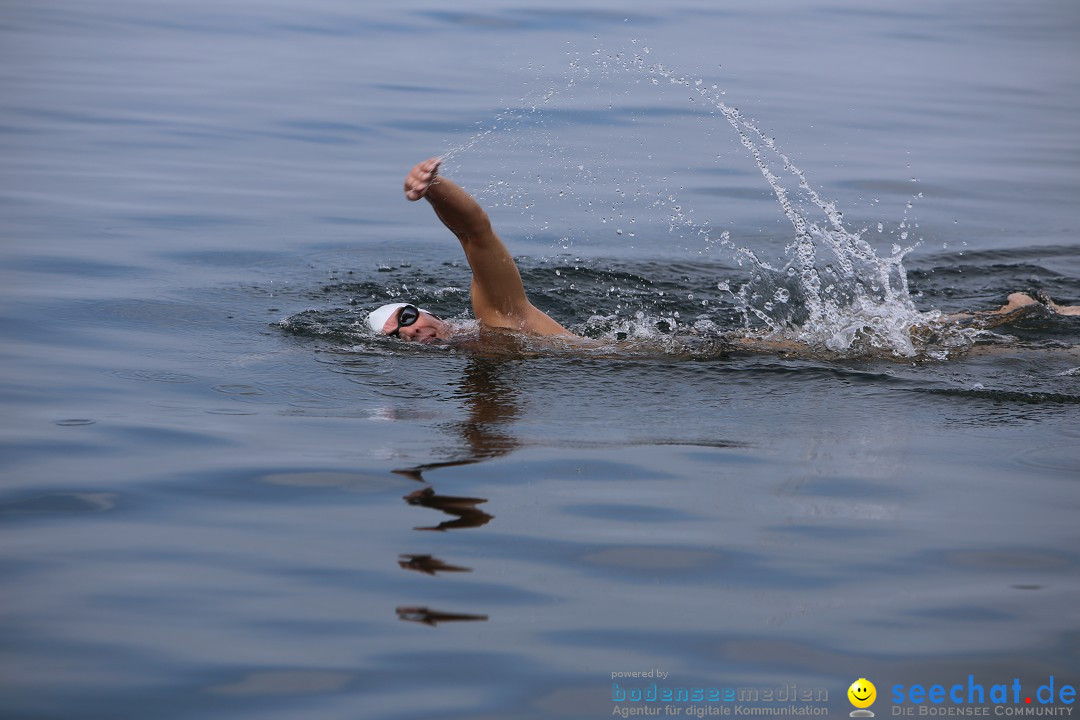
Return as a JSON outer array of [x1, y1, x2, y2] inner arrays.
[[848, 679, 876, 709], [381, 305, 450, 343]]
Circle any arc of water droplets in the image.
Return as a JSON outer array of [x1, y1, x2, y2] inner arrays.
[[593, 47, 932, 354], [439, 46, 950, 355], [441, 86, 561, 164]]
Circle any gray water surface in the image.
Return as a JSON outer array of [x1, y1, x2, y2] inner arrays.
[[2, 1, 1079, 719]]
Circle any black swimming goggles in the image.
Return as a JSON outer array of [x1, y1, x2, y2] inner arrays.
[[388, 304, 422, 337]]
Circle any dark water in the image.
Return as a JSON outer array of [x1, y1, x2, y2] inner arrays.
[[2, 1, 1080, 719]]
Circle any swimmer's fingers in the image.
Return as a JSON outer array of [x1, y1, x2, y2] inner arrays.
[[404, 183, 425, 201], [404, 157, 442, 201], [404, 166, 427, 201]]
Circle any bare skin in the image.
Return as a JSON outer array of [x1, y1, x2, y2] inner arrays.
[[396, 158, 572, 339], [948, 291, 1080, 325], [381, 307, 449, 343], [384, 159, 1077, 344], [996, 292, 1079, 316]]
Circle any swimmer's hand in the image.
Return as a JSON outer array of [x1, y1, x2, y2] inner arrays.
[[404, 157, 441, 201]]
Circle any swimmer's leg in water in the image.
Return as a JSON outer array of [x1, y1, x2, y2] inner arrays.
[[949, 291, 1080, 324], [1031, 291, 1080, 316]]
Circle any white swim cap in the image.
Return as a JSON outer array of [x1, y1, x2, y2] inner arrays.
[[367, 302, 409, 334]]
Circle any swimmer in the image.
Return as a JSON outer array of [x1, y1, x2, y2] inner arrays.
[[368, 157, 573, 342], [369, 158, 1079, 342]]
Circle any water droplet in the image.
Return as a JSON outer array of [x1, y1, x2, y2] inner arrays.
[[774, 288, 790, 303]]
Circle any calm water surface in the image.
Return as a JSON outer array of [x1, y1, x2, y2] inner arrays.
[[2, 1, 1079, 719]]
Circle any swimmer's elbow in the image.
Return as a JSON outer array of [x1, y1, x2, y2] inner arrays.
[[463, 210, 492, 237], [457, 212, 498, 246]]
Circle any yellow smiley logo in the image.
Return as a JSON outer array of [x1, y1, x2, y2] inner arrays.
[[848, 678, 877, 709]]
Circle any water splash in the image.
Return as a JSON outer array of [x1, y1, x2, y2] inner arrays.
[[591, 45, 961, 357], [443, 44, 979, 358]]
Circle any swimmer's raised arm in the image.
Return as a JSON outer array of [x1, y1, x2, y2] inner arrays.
[[404, 157, 569, 336]]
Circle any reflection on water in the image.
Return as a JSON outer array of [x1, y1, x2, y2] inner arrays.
[[405, 486, 493, 532], [395, 606, 490, 627], [451, 357, 523, 458], [392, 357, 522, 623], [398, 554, 472, 575]]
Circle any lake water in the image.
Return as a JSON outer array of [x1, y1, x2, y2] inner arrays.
[[2, 1, 1079, 719]]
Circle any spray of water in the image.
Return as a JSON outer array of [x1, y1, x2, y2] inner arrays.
[[444, 44, 975, 359]]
